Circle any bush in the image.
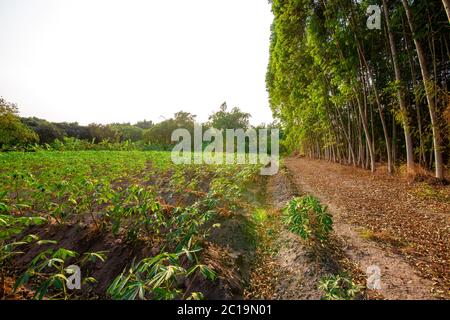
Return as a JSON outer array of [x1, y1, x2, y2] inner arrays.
[[21, 117, 64, 144], [318, 274, 362, 300], [0, 99, 39, 148], [282, 195, 333, 242]]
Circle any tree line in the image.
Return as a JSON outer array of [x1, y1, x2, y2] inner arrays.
[[1, 98, 276, 151], [267, 0, 449, 178]]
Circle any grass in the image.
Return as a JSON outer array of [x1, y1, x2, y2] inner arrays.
[[413, 182, 450, 203]]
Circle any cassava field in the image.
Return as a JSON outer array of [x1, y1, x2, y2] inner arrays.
[[1, 151, 448, 300], [0, 151, 264, 300], [0, 0, 449, 305]]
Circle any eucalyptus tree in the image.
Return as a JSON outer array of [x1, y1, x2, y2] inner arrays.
[[401, 0, 445, 179], [266, 0, 449, 178]]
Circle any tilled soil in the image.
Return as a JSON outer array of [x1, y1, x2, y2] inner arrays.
[[245, 168, 334, 300], [267, 170, 326, 299]]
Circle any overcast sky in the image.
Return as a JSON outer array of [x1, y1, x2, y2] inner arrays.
[[0, 0, 274, 126]]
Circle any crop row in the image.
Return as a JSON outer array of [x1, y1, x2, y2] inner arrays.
[[0, 151, 261, 299]]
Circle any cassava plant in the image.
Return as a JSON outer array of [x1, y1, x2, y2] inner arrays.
[[107, 242, 216, 300], [283, 196, 333, 243], [318, 274, 362, 300], [14, 247, 107, 300]]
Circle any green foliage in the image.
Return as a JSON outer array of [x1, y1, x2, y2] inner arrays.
[[87, 123, 121, 143], [143, 119, 177, 145], [54, 122, 91, 140], [282, 196, 333, 242], [14, 247, 107, 300], [0, 150, 259, 299], [0, 98, 39, 148], [134, 119, 154, 130], [167, 206, 215, 250], [0, 214, 47, 239], [266, 0, 450, 173], [21, 117, 64, 144], [318, 274, 362, 300], [207, 102, 250, 131], [0, 190, 49, 271], [107, 245, 216, 300], [143, 111, 196, 146], [110, 124, 144, 142]]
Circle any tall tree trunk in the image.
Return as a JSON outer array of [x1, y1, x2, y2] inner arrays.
[[347, 2, 389, 173], [348, 106, 355, 166], [402, 0, 444, 179], [336, 106, 356, 166], [355, 94, 376, 172], [392, 117, 397, 166], [357, 44, 393, 174], [383, 0, 415, 172]]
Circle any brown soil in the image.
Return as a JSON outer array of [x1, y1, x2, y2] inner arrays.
[[266, 171, 326, 299], [2, 165, 251, 300], [284, 157, 450, 299], [4, 157, 448, 300], [5, 217, 250, 300], [245, 169, 344, 300]]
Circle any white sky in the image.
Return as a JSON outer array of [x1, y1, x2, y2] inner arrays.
[[0, 0, 274, 126]]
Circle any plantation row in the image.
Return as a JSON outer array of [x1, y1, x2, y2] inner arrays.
[[0, 151, 261, 299]]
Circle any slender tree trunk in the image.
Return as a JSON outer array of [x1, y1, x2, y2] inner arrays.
[[334, 104, 356, 166], [365, 141, 370, 169], [392, 117, 397, 166], [383, 0, 415, 172], [348, 107, 353, 165], [402, 0, 444, 179], [358, 44, 393, 174], [416, 107, 426, 166], [347, 2, 390, 174], [356, 103, 364, 167], [402, 13, 427, 167], [355, 94, 376, 172]]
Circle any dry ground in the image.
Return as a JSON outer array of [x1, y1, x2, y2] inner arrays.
[[284, 157, 449, 299]]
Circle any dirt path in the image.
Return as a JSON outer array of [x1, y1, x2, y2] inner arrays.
[[244, 169, 325, 299], [284, 157, 450, 299], [245, 168, 357, 300], [266, 170, 325, 299]]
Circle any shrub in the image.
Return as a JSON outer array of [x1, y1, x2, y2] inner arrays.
[[282, 196, 333, 242], [0, 99, 39, 148], [318, 274, 362, 300]]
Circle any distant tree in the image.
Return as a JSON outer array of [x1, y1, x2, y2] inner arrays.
[[54, 122, 91, 140], [110, 124, 144, 142], [143, 120, 176, 145], [173, 111, 196, 134], [87, 123, 120, 143], [208, 102, 250, 130], [0, 98, 38, 147], [21, 117, 64, 144], [135, 119, 154, 130], [142, 111, 196, 145]]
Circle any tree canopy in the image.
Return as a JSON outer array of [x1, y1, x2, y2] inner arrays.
[[267, 0, 449, 178], [0, 98, 39, 147]]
